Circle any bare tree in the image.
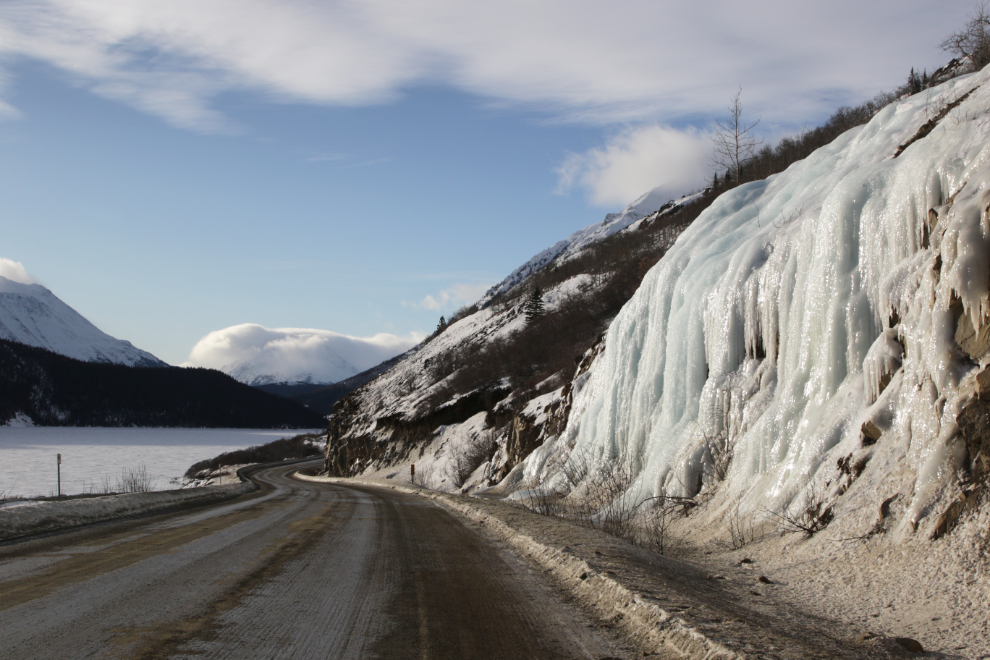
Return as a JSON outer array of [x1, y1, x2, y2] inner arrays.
[[711, 88, 762, 186], [942, 1, 990, 70]]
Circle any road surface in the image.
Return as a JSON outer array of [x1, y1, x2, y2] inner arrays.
[[0, 461, 631, 659]]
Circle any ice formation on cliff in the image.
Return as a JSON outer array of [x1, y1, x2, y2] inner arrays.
[[522, 67, 990, 528]]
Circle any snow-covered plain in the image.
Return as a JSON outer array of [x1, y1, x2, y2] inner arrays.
[[0, 427, 317, 498]]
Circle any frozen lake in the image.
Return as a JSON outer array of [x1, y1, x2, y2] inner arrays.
[[0, 427, 321, 498]]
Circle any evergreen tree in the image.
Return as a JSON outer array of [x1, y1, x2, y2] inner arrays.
[[712, 172, 719, 190], [435, 316, 448, 335], [524, 288, 545, 323], [908, 67, 922, 94]]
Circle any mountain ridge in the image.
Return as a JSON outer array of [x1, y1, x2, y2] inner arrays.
[[0, 276, 166, 368]]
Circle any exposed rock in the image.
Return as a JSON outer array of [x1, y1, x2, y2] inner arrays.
[[977, 365, 990, 400], [931, 486, 982, 540], [497, 410, 546, 482], [890, 637, 924, 653], [893, 86, 979, 158], [860, 420, 883, 447], [956, 396, 990, 481], [878, 494, 898, 521], [325, 384, 510, 477], [491, 333, 607, 483], [955, 310, 990, 360]]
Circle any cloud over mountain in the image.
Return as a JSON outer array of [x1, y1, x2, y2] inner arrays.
[[556, 125, 711, 206], [184, 323, 424, 385], [0, 258, 36, 285]]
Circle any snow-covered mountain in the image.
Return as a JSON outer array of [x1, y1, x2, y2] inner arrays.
[[223, 348, 359, 387], [0, 276, 166, 367], [477, 187, 703, 307]]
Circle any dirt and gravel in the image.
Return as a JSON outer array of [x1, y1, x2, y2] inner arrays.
[[0, 461, 634, 659], [301, 474, 949, 659]]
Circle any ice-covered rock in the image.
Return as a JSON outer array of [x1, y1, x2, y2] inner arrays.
[[522, 66, 990, 534]]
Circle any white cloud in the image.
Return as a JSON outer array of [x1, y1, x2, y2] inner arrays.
[[0, 1, 966, 130], [0, 258, 36, 284], [556, 125, 711, 206], [409, 282, 491, 312], [184, 323, 424, 383]]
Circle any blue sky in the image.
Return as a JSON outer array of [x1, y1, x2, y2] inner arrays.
[[0, 0, 971, 366]]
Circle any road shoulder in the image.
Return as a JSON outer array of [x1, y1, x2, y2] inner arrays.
[[295, 472, 924, 659]]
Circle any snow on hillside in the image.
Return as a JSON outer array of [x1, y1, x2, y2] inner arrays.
[[0, 276, 165, 367], [520, 67, 990, 535], [224, 349, 360, 387], [477, 187, 701, 307]]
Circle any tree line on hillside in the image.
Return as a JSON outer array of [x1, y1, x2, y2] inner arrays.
[[184, 433, 324, 478], [0, 339, 325, 428], [709, 63, 968, 193]]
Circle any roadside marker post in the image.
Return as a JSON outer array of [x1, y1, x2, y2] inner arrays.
[[57, 453, 61, 498]]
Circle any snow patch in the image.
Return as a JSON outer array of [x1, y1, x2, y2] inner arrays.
[[4, 413, 34, 428]]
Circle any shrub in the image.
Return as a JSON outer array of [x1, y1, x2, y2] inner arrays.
[[185, 433, 323, 478]]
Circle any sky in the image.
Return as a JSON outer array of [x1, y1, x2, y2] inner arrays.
[[0, 0, 973, 366]]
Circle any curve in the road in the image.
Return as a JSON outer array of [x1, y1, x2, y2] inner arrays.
[[0, 462, 629, 660]]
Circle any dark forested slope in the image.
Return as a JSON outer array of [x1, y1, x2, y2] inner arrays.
[[0, 339, 325, 428]]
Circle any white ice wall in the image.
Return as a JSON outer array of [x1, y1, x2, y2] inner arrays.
[[524, 67, 990, 525]]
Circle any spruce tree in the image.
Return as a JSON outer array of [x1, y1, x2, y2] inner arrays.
[[435, 315, 447, 335], [908, 67, 922, 94], [524, 288, 545, 323]]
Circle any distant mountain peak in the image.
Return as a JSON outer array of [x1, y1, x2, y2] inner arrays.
[[0, 275, 166, 367]]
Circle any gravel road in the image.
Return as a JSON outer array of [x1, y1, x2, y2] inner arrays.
[[0, 461, 631, 659]]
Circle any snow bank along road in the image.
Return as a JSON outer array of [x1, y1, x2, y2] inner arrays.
[[0, 461, 632, 659]]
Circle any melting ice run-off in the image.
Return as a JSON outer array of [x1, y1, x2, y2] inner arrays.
[[524, 66, 990, 524]]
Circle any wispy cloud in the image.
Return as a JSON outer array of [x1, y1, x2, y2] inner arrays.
[[556, 125, 711, 206], [0, 258, 36, 284], [0, 1, 963, 131], [406, 282, 491, 312]]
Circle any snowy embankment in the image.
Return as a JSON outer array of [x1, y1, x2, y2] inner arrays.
[[0, 480, 255, 542], [295, 473, 916, 659]]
